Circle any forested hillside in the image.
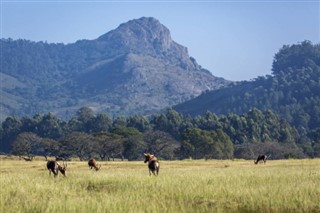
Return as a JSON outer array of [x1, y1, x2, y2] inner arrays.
[[174, 41, 320, 133]]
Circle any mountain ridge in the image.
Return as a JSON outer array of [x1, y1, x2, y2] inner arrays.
[[0, 17, 230, 120]]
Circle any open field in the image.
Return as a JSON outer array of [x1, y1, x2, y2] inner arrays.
[[1, 157, 319, 213]]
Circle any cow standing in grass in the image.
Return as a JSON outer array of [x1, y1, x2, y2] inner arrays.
[[88, 159, 101, 171], [144, 153, 160, 176], [47, 160, 67, 177], [254, 154, 269, 164]]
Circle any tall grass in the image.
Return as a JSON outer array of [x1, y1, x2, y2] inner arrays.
[[1, 158, 319, 212]]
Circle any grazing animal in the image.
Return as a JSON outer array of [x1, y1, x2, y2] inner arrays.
[[144, 153, 160, 176], [88, 159, 101, 171], [46, 160, 67, 177], [254, 154, 269, 164]]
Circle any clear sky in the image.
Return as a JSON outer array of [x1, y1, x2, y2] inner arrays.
[[1, 0, 319, 81]]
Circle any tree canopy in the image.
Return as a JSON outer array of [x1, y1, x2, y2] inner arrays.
[[2, 108, 318, 160]]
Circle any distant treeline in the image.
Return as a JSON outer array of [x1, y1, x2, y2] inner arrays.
[[1, 107, 319, 160]]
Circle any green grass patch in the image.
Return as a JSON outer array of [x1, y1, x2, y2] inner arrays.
[[1, 159, 319, 212]]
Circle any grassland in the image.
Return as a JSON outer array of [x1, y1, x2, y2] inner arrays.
[[0, 157, 319, 213]]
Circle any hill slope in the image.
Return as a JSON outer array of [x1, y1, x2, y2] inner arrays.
[[0, 17, 230, 120], [174, 41, 320, 131]]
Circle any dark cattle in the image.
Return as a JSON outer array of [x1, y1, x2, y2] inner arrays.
[[46, 160, 67, 177], [144, 153, 160, 176], [254, 155, 269, 164], [88, 159, 101, 171]]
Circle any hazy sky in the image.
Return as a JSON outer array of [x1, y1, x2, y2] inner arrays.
[[1, 1, 319, 81]]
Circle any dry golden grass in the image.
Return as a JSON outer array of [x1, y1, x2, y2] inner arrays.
[[1, 157, 319, 213]]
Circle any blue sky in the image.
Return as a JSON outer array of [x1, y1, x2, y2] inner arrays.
[[1, 1, 319, 81]]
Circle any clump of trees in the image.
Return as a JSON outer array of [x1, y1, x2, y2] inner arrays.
[[1, 107, 319, 160]]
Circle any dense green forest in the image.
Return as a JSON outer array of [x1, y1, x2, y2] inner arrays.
[[1, 107, 319, 160], [174, 41, 320, 134]]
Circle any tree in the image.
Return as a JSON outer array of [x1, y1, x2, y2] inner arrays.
[[92, 112, 113, 133], [112, 126, 145, 161], [20, 115, 39, 133], [152, 108, 184, 139], [60, 132, 94, 161], [1, 116, 22, 152], [215, 129, 234, 159], [182, 128, 215, 159], [77, 107, 95, 123], [34, 138, 60, 160], [94, 133, 124, 160], [11, 132, 41, 157], [67, 117, 82, 133], [272, 41, 320, 75], [233, 143, 254, 159], [122, 135, 146, 161], [181, 128, 233, 160], [76, 107, 96, 133], [111, 126, 141, 138], [194, 111, 221, 131], [143, 130, 180, 160], [127, 115, 151, 132], [36, 113, 63, 139], [180, 140, 195, 159], [309, 128, 320, 157]]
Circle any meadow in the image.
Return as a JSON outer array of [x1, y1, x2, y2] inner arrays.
[[0, 156, 319, 213]]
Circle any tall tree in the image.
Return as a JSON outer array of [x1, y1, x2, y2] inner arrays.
[[143, 130, 180, 159], [11, 132, 41, 157], [60, 132, 94, 161], [92, 112, 113, 133], [76, 107, 96, 133], [94, 133, 124, 160], [1, 116, 22, 152], [36, 113, 63, 139]]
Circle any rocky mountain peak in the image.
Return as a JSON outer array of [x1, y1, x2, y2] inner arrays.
[[98, 17, 173, 53]]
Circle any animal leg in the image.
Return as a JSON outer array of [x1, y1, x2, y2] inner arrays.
[[54, 169, 58, 177], [156, 163, 159, 176]]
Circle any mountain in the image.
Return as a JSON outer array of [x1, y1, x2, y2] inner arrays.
[[174, 41, 320, 132], [0, 17, 230, 120]]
